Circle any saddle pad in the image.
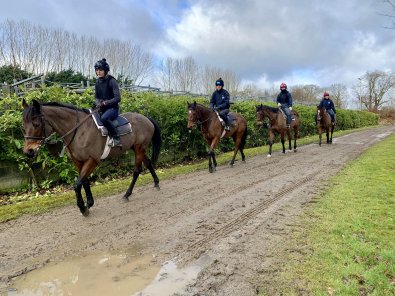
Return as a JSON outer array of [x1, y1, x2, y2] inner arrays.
[[90, 109, 132, 137]]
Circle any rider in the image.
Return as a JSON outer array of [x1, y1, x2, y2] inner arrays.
[[93, 58, 122, 147], [210, 78, 231, 131], [316, 91, 336, 125], [276, 82, 293, 128]]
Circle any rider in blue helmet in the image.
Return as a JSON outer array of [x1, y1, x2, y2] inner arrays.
[[93, 58, 122, 147], [210, 78, 231, 131]]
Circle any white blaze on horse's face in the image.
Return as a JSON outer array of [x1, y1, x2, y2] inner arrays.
[[256, 110, 264, 126], [187, 108, 197, 129]]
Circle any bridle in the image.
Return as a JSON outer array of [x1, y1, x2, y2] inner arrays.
[[189, 107, 212, 126], [24, 107, 97, 152]]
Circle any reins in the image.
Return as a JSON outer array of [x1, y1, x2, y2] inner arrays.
[[24, 106, 99, 155]]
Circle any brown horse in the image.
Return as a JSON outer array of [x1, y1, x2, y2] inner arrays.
[[256, 104, 300, 157], [187, 101, 247, 173], [22, 99, 161, 216], [317, 107, 335, 146]]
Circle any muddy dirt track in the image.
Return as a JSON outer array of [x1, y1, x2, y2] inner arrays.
[[1, 126, 394, 296]]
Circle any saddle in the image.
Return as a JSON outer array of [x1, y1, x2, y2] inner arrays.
[[279, 107, 295, 121], [215, 111, 236, 126], [90, 110, 132, 137]]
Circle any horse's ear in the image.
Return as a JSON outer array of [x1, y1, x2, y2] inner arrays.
[[260, 103, 263, 107], [32, 99, 41, 113], [187, 101, 190, 105], [22, 98, 29, 109], [193, 101, 197, 107]]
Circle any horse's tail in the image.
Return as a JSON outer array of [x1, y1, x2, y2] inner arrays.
[[240, 125, 248, 150], [149, 117, 161, 167]]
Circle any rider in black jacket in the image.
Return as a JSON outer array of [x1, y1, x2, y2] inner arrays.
[[316, 91, 336, 125], [210, 78, 231, 131], [93, 58, 122, 147], [276, 82, 293, 128]]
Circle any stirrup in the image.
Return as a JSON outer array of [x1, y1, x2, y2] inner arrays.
[[224, 125, 230, 131], [108, 138, 122, 147]]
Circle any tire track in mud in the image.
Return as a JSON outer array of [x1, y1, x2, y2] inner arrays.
[[182, 172, 316, 258]]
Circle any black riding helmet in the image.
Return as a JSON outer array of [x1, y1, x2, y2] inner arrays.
[[94, 58, 110, 72], [215, 78, 224, 87]]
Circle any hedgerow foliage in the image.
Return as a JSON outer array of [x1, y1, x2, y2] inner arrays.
[[0, 86, 379, 191]]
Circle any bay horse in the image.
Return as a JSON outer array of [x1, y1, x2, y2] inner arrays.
[[22, 99, 161, 216], [255, 104, 300, 157], [187, 101, 247, 173], [317, 106, 335, 146]]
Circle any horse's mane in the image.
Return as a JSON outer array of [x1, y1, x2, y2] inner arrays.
[[42, 102, 90, 114], [261, 105, 280, 113], [23, 101, 89, 121]]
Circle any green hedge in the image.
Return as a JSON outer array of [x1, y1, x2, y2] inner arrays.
[[0, 86, 379, 192]]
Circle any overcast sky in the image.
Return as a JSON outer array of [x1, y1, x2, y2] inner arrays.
[[1, 0, 394, 90]]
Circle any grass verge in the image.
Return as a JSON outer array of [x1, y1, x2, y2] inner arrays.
[[0, 126, 380, 223], [260, 132, 395, 295]]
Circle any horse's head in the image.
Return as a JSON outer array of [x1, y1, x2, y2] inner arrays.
[[22, 99, 53, 158], [187, 101, 198, 129], [317, 106, 325, 121], [255, 104, 265, 127]]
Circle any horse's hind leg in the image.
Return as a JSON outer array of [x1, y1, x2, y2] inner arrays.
[[124, 148, 144, 201], [143, 155, 160, 189]]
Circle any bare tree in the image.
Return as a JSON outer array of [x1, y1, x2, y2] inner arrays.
[[357, 71, 395, 112], [290, 84, 321, 104], [381, 0, 395, 28], [328, 83, 348, 108], [0, 19, 154, 84]]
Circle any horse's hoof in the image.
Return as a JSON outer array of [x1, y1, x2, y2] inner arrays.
[[228, 162, 234, 167], [122, 195, 130, 202], [154, 184, 160, 191], [294, 149, 297, 152], [82, 208, 90, 217], [267, 154, 271, 158], [209, 167, 214, 173]]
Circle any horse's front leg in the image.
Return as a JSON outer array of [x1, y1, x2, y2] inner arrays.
[[74, 158, 97, 216], [329, 126, 334, 144], [326, 128, 329, 144], [318, 128, 322, 146], [74, 178, 87, 216], [208, 138, 219, 172], [82, 180, 94, 208], [287, 130, 292, 151]]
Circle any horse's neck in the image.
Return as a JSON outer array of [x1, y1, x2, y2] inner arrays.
[[42, 106, 82, 136], [264, 108, 277, 122], [197, 105, 214, 126]]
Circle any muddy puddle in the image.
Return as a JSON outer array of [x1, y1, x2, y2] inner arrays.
[[7, 249, 159, 296], [7, 250, 211, 296]]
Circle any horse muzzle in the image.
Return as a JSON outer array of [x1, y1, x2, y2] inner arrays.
[[23, 143, 40, 158]]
